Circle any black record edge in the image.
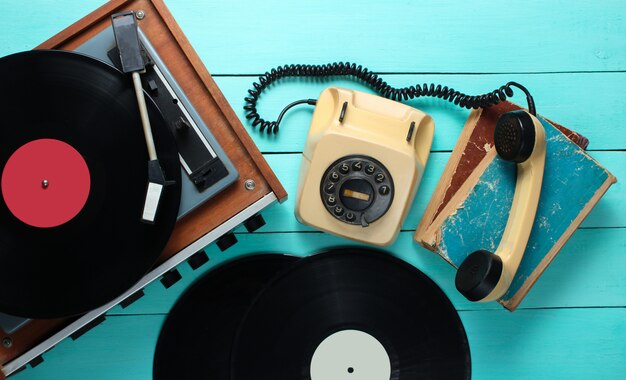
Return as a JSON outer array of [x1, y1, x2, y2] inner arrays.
[[230, 247, 471, 380], [0, 50, 181, 318], [153, 253, 300, 380]]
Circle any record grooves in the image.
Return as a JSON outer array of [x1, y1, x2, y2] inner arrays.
[[153, 249, 471, 380], [231, 249, 471, 379], [153, 254, 299, 380], [0, 50, 181, 319]]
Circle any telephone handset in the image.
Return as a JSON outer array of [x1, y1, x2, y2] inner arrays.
[[295, 87, 434, 245], [455, 110, 546, 302]]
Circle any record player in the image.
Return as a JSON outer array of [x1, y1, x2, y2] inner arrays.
[[0, 0, 286, 377]]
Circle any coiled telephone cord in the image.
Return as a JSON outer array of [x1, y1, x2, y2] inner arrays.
[[244, 62, 535, 134]]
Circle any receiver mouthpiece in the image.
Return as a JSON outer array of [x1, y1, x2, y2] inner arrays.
[[494, 110, 536, 163], [455, 250, 503, 302]]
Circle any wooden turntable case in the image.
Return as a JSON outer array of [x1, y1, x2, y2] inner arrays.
[[0, 0, 286, 376]]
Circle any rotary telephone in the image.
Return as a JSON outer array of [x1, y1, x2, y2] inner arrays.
[[243, 62, 545, 302], [294, 87, 433, 245]]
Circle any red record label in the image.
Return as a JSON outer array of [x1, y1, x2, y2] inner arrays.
[[1, 138, 91, 228]]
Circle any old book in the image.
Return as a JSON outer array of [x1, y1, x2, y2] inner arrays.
[[414, 101, 616, 310]]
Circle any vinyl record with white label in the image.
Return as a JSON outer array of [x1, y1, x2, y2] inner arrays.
[[231, 248, 471, 379]]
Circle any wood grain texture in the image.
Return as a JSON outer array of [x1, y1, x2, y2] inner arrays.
[[9, 309, 626, 379], [172, 0, 626, 74], [3, 1, 626, 73], [0, 0, 624, 378]]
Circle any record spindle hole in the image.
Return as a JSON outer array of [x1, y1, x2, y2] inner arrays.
[[230, 249, 471, 379], [310, 329, 390, 380]]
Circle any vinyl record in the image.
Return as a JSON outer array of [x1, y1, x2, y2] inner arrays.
[[0, 50, 181, 318], [153, 254, 299, 380], [231, 248, 471, 380]]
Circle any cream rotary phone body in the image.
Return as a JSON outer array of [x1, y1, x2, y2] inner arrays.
[[295, 87, 434, 246]]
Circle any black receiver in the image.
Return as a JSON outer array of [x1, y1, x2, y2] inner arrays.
[[455, 109, 546, 302]]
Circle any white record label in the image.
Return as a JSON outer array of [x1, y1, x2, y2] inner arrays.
[[310, 329, 391, 380]]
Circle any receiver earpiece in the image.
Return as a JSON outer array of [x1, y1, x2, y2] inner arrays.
[[455, 109, 546, 302], [494, 110, 537, 163]]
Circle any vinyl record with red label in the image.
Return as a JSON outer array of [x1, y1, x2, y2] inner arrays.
[[0, 50, 181, 319]]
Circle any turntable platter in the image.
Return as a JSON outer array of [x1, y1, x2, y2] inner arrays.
[[0, 50, 181, 319]]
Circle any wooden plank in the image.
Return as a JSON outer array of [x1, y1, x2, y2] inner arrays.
[[10, 309, 626, 379], [3, 4, 626, 152], [2, 1, 626, 74], [10, 315, 166, 380], [213, 74, 626, 152], [105, 228, 626, 315], [0, 1, 105, 54], [462, 308, 626, 379], [168, 0, 626, 74], [581, 153, 625, 228]]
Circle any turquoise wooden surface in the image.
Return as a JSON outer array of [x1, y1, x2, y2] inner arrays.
[[0, 0, 624, 379]]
